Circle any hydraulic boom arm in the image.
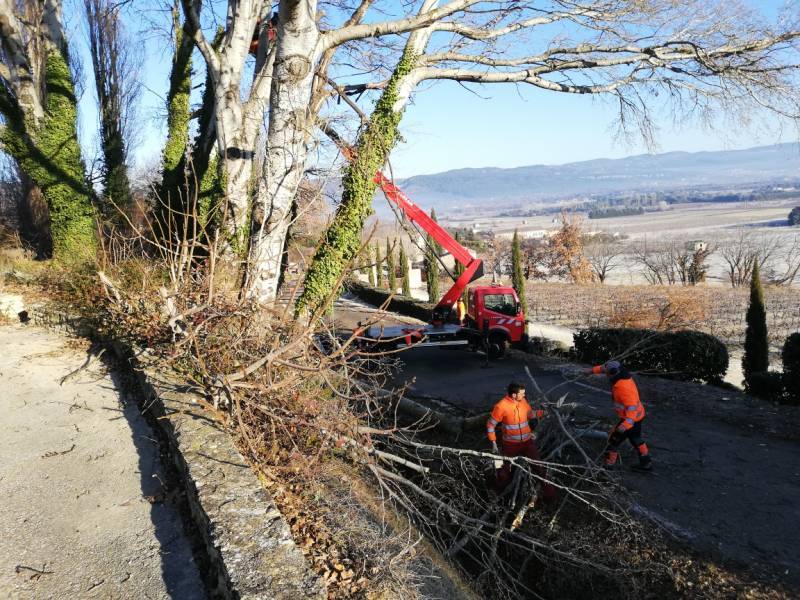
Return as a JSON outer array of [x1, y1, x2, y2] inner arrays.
[[373, 172, 484, 317]]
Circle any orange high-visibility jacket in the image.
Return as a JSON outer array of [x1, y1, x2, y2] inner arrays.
[[487, 396, 545, 444], [457, 299, 467, 320], [592, 365, 645, 432]]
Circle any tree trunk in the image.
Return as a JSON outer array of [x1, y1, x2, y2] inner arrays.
[[156, 6, 193, 238], [17, 172, 52, 258], [294, 47, 420, 315], [294, 6, 437, 315], [245, 0, 320, 301], [2, 50, 96, 262]]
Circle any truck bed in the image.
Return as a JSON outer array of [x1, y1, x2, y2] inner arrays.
[[364, 322, 470, 349]]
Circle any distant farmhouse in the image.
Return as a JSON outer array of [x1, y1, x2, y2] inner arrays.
[[495, 229, 552, 241]]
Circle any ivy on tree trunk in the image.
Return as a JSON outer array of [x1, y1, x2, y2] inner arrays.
[[295, 49, 417, 315], [0, 51, 97, 262], [157, 6, 193, 236]]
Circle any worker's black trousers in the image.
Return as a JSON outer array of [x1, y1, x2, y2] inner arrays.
[[607, 418, 646, 451]]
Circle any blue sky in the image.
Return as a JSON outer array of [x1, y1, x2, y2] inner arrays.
[[66, 0, 797, 180]]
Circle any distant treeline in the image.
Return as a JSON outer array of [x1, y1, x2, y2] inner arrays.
[[588, 207, 645, 219], [494, 181, 800, 220], [578, 182, 800, 214]]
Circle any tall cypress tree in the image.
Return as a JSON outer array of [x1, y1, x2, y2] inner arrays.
[[375, 244, 384, 288], [453, 232, 468, 304], [743, 261, 769, 388], [425, 222, 440, 302], [511, 229, 527, 315], [387, 238, 397, 292], [430, 208, 441, 253], [399, 242, 411, 296], [367, 247, 376, 286]]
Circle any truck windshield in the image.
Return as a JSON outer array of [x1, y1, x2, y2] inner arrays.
[[483, 294, 518, 316]]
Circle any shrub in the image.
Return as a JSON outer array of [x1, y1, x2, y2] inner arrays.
[[347, 280, 432, 323], [746, 371, 785, 402], [789, 206, 800, 226], [782, 333, 800, 405], [573, 327, 728, 384]]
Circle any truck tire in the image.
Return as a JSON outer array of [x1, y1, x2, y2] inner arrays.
[[488, 332, 508, 359]]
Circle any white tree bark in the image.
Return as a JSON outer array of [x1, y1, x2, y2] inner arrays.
[[0, 0, 45, 123], [245, 0, 321, 300]]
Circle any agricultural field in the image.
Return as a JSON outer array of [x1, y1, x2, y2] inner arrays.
[[525, 281, 800, 351]]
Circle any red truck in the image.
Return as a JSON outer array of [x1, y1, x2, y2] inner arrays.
[[364, 172, 527, 358]]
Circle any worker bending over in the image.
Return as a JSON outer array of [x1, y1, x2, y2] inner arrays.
[[587, 360, 652, 471], [487, 382, 556, 502]]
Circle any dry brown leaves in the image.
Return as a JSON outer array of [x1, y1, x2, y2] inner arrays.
[[261, 473, 372, 598]]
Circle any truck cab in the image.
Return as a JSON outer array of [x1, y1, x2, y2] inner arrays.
[[467, 285, 527, 357]]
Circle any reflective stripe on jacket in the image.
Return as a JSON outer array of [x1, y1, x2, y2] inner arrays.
[[592, 365, 645, 432], [487, 396, 545, 444]]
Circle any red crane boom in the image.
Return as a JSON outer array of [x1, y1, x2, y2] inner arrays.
[[373, 171, 484, 318]]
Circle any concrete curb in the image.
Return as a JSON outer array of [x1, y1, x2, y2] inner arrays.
[[26, 306, 324, 600]]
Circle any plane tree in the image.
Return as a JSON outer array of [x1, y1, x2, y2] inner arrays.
[[297, 0, 800, 314], [171, 0, 491, 299]]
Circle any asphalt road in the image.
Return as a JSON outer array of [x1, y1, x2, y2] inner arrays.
[[390, 344, 800, 589], [388, 346, 595, 416]]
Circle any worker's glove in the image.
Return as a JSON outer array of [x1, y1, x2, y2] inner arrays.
[[491, 441, 499, 454]]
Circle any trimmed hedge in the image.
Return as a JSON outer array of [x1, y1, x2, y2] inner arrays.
[[747, 371, 786, 402], [347, 280, 433, 323], [573, 327, 729, 384], [782, 333, 800, 405]]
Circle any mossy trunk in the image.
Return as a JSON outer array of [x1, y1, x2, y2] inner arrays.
[[295, 49, 417, 315], [157, 8, 193, 236], [743, 262, 769, 388], [1, 51, 96, 262], [191, 29, 225, 233]]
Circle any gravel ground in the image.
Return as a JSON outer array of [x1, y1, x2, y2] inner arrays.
[[0, 324, 205, 600]]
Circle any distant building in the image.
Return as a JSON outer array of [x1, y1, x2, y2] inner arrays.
[[496, 229, 550, 240], [687, 240, 708, 252]]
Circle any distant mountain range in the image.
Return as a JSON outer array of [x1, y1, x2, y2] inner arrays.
[[386, 143, 800, 213]]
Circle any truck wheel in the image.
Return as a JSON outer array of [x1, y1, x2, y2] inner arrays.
[[488, 333, 508, 359]]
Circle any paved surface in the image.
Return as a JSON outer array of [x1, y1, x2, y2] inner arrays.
[[391, 346, 800, 588], [0, 324, 205, 599]]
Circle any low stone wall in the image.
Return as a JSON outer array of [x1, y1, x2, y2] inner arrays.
[[25, 305, 324, 600]]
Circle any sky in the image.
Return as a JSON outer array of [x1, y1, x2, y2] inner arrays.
[[64, 0, 797, 181]]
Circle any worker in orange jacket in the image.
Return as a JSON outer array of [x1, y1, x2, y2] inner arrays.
[[487, 382, 556, 502], [587, 360, 652, 471], [456, 297, 467, 326]]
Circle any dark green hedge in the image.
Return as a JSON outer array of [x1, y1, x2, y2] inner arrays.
[[747, 371, 786, 402], [346, 280, 433, 323], [782, 333, 800, 405], [573, 327, 729, 384]]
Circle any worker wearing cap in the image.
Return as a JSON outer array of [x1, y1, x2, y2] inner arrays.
[[587, 360, 652, 471], [487, 382, 556, 502]]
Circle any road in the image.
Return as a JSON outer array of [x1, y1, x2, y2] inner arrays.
[[0, 324, 205, 599], [390, 346, 800, 589]]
